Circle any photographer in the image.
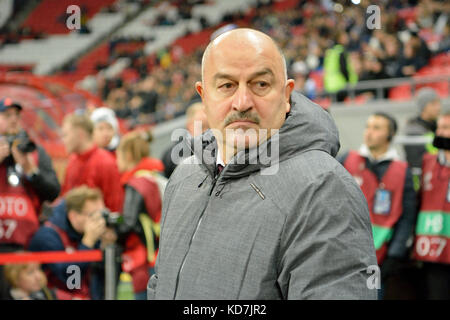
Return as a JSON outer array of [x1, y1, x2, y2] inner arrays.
[[28, 186, 117, 300], [0, 97, 60, 250]]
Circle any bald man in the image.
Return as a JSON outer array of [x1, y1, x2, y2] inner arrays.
[[148, 29, 377, 300], [161, 102, 209, 178]]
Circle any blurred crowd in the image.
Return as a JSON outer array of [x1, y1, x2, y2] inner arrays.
[[88, 0, 449, 125]]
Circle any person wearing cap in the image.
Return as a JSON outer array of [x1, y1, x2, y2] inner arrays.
[[338, 112, 416, 299], [0, 97, 60, 299], [412, 110, 450, 299], [90, 107, 120, 156], [0, 98, 60, 250], [403, 87, 441, 189]]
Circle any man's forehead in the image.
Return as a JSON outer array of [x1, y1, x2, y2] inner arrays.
[[203, 29, 284, 77]]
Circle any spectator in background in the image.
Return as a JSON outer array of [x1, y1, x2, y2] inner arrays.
[[398, 39, 426, 78], [3, 261, 73, 300], [323, 31, 358, 102], [61, 113, 123, 212], [358, 56, 389, 99], [412, 111, 450, 300], [116, 130, 165, 300], [403, 88, 441, 188], [339, 112, 416, 299], [161, 102, 209, 178], [90, 107, 120, 156], [380, 35, 402, 78], [29, 186, 117, 300]]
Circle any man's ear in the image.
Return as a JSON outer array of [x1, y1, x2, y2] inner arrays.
[[195, 81, 204, 100], [67, 210, 77, 225], [285, 79, 295, 113]]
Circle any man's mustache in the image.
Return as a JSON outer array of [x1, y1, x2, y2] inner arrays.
[[224, 111, 260, 127]]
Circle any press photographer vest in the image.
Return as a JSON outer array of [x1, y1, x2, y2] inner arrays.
[[0, 162, 39, 248], [121, 169, 163, 293], [413, 153, 450, 264], [344, 151, 407, 265]]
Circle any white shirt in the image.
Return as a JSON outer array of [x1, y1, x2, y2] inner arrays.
[[216, 146, 225, 168]]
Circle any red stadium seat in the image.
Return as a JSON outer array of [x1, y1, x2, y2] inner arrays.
[[389, 84, 412, 101], [23, 0, 117, 34]]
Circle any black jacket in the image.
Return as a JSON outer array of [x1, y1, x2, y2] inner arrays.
[[2, 143, 60, 203], [403, 116, 437, 170]]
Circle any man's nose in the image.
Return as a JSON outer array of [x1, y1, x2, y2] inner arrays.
[[231, 84, 253, 112]]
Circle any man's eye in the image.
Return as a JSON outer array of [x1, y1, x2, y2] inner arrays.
[[251, 81, 270, 94], [220, 83, 233, 89], [256, 81, 268, 88]]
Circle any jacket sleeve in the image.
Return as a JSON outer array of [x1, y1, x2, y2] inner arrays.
[[28, 227, 92, 284], [278, 169, 378, 299], [26, 146, 60, 202], [387, 167, 417, 258]]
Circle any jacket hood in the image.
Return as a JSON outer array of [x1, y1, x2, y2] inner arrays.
[[188, 91, 340, 178], [49, 200, 83, 242]]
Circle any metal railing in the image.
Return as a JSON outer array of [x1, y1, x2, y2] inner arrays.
[[317, 74, 450, 103]]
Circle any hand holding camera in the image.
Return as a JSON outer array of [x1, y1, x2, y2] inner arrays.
[[82, 211, 107, 248], [1, 131, 38, 176]]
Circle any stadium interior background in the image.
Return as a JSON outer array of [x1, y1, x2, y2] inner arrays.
[[0, 0, 449, 300]]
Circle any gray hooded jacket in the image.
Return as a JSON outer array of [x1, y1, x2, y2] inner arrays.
[[148, 92, 378, 299]]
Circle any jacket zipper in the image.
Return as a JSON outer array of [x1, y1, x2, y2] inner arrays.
[[173, 175, 218, 298]]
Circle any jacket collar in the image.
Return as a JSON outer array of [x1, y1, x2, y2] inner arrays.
[[76, 145, 98, 161], [358, 144, 400, 163]]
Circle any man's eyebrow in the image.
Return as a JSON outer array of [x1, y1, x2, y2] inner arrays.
[[249, 68, 275, 79], [213, 68, 275, 82]]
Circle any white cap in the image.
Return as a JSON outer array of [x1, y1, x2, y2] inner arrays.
[[90, 107, 119, 133]]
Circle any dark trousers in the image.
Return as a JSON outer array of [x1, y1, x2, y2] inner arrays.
[[423, 262, 450, 300]]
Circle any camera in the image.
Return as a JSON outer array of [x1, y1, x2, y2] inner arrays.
[[100, 208, 121, 228], [5, 131, 36, 153]]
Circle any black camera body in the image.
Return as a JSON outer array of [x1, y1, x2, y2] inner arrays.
[[5, 131, 36, 153], [100, 208, 121, 228]]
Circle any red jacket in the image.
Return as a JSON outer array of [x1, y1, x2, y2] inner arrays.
[[120, 157, 164, 186], [62, 145, 123, 212]]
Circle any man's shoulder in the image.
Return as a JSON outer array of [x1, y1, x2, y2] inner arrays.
[[90, 147, 117, 166], [168, 155, 205, 185], [281, 149, 345, 181], [256, 150, 354, 197], [404, 117, 428, 134], [29, 224, 63, 250]]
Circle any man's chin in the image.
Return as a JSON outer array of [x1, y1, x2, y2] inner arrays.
[[226, 134, 260, 151]]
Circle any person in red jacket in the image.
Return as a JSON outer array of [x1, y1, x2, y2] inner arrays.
[[61, 112, 123, 212], [116, 129, 165, 300], [412, 111, 450, 300]]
